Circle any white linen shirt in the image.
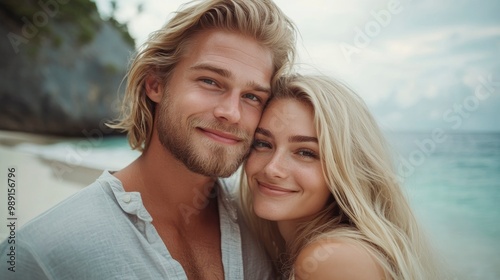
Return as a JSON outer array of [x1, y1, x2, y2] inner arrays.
[[0, 171, 273, 279]]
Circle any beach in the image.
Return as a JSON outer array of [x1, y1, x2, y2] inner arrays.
[[0, 131, 117, 241]]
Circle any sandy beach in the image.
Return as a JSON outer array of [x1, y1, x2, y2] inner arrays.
[[0, 131, 104, 241]]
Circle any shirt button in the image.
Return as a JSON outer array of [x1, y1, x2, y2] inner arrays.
[[122, 194, 131, 203]]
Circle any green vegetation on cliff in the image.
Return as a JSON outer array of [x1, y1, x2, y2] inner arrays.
[[0, 0, 134, 48]]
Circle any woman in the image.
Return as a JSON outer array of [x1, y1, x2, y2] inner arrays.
[[240, 75, 444, 279]]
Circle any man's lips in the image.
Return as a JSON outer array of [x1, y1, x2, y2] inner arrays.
[[257, 181, 297, 196], [198, 127, 243, 144]]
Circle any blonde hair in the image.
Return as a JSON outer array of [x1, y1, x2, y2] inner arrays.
[[240, 75, 445, 279], [110, 0, 297, 151]]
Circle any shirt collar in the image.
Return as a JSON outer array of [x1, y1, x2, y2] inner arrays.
[[216, 178, 239, 223], [99, 170, 152, 222], [99, 170, 238, 223]]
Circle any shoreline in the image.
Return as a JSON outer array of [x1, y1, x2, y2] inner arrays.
[[0, 131, 105, 241]]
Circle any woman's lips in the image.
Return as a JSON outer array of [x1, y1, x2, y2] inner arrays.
[[257, 181, 297, 197]]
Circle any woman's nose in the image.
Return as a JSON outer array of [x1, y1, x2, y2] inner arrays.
[[262, 151, 289, 179]]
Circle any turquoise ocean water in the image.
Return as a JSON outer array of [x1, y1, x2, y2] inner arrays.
[[18, 131, 500, 279], [387, 132, 500, 280]]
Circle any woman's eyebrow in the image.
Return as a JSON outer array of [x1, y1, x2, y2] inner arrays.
[[255, 127, 273, 138], [288, 135, 318, 143], [256, 127, 317, 143]]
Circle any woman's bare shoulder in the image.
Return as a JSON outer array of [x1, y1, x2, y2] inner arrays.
[[293, 238, 385, 280]]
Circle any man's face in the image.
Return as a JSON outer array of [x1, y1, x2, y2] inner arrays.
[[155, 30, 273, 177]]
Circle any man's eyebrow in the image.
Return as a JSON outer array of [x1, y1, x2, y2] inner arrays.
[[191, 63, 271, 95], [190, 63, 232, 78], [247, 81, 271, 96], [289, 135, 318, 143]]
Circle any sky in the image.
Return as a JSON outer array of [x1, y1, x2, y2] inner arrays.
[[95, 0, 500, 132]]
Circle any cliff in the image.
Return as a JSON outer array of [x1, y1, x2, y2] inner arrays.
[[0, 0, 135, 136]]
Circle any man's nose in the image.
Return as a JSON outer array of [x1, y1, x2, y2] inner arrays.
[[214, 90, 241, 124]]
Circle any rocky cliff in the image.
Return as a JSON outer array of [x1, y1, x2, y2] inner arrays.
[[0, 0, 135, 136]]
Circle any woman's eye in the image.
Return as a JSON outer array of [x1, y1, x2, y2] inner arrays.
[[252, 139, 271, 149], [297, 149, 318, 159]]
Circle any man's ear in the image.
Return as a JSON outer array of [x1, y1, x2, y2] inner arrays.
[[145, 76, 162, 103]]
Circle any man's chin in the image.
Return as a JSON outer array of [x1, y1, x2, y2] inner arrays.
[[193, 154, 245, 178], [215, 167, 239, 178], [186, 163, 238, 178]]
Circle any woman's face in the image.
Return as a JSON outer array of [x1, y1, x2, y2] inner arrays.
[[245, 98, 331, 223]]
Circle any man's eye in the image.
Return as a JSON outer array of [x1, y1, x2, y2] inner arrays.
[[243, 93, 261, 103], [201, 79, 217, 86]]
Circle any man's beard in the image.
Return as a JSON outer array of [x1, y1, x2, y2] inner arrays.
[[156, 94, 252, 178]]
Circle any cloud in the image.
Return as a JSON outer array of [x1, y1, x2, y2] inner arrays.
[[94, 0, 500, 131], [372, 72, 500, 131], [95, 0, 186, 46]]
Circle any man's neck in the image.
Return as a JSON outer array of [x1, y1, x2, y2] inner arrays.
[[113, 137, 218, 227]]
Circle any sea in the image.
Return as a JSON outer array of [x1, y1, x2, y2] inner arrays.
[[386, 131, 500, 280], [16, 131, 500, 279]]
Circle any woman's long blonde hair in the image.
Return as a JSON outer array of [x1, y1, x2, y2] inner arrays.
[[240, 75, 445, 279], [109, 0, 297, 151]]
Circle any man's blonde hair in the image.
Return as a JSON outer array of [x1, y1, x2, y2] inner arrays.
[[110, 0, 297, 151]]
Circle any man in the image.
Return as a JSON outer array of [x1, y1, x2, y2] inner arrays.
[[0, 0, 296, 279]]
